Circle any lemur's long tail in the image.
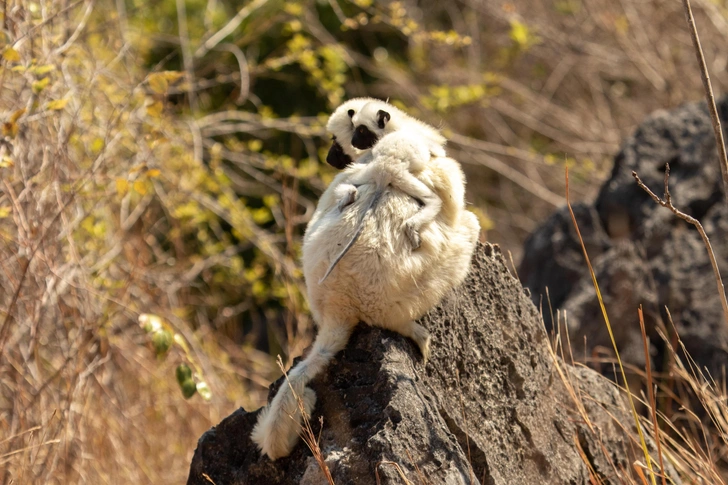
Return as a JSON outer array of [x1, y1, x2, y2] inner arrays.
[[319, 188, 383, 284], [250, 322, 354, 460]]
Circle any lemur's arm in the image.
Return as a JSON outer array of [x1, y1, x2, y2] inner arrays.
[[332, 183, 359, 212], [394, 170, 442, 249], [308, 171, 357, 227]]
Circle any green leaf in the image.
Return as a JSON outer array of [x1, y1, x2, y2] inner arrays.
[[152, 329, 173, 356], [32, 77, 50, 94], [176, 364, 193, 385], [133, 179, 147, 195], [30, 64, 55, 76], [2, 47, 20, 62], [115, 178, 129, 195], [47, 98, 69, 111], [146, 100, 164, 118], [148, 71, 183, 94], [180, 379, 197, 399]]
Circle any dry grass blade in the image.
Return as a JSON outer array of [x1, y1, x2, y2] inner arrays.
[[543, 325, 595, 434], [632, 165, 728, 328], [404, 449, 430, 485], [375, 461, 414, 485], [276, 356, 335, 485], [633, 462, 651, 485], [201, 473, 217, 484], [454, 369, 475, 485], [573, 435, 602, 485], [0, 439, 61, 462], [638, 307, 667, 485], [566, 167, 658, 485], [0, 426, 41, 446], [680, 0, 728, 201]]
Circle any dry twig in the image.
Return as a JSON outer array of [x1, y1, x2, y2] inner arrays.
[[680, 0, 728, 202], [276, 356, 335, 485], [632, 165, 728, 328]]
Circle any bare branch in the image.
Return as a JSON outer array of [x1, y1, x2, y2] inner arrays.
[[681, 0, 728, 203], [194, 0, 270, 59], [176, 0, 198, 112], [632, 165, 728, 328]]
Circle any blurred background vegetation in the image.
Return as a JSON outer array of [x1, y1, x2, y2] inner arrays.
[[1, 0, 726, 482]]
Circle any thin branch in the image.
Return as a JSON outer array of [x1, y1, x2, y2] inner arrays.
[[214, 43, 250, 104], [681, 0, 728, 203], [194, 0, 270, 59], [456, 148, 566, 208], [176, 0, 198, 112], [51, 0, 95, 57], [632, 165, 728, 328]]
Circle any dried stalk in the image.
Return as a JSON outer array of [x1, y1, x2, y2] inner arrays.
[[680, 0, 728, 203], [632, 165, 728, 328]]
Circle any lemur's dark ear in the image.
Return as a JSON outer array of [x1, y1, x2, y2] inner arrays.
[[376, 110, 391, 129], [347, 109, 355, 118]]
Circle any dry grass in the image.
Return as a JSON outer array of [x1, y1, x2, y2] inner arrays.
[[0, 2, 274, 483], [276, 355, 335, 485], [3, 0, 728, 483], [555, 167, 728, 484]]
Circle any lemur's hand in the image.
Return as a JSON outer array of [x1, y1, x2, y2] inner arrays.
[[335, 184, 358, 212]]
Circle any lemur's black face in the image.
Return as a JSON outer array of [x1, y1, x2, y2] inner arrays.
[[350, 109, 391, 150], [351, 125, 378, 150], [326, 137, 354, 169]]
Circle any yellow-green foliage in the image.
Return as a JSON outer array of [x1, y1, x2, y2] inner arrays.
[[3, 0, 724, 482]]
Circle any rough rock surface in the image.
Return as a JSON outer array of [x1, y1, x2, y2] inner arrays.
[[188, 243, 657, 485], [520, 97, 728, 378]]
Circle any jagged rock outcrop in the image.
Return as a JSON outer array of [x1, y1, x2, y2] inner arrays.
[[520, 97, 728, 378], [188, 244, 663, 485]]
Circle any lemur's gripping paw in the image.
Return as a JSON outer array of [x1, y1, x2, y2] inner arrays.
[[335, 184, 358, 212], [411, 323, 431, 364], [404, 222, 422, 250]]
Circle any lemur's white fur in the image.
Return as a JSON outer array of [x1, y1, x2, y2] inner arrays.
[[250, 100, 480, 461], [326, 97, 446, 161], [319, 131, 442, 282], [351, 99, 446, 156], [321, 99, 467, 280]]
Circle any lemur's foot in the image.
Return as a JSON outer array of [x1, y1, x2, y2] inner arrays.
[[335, 184, 358, 212], [410, 323, 431, 363], [404, 222, 422, 250]]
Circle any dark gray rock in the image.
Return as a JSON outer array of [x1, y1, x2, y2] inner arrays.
[[520, 202, 612, 327], [560, 241, 657, 369], [188, 244, 663, 485], [595, 98, 726, 240], [520, 96, 728, 381]]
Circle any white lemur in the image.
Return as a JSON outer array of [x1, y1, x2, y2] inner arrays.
[[250, 99, 480, 461], [320, 98, 467, 282], [325, 97, 445, 168]]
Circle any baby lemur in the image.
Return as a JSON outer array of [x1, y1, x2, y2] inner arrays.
[[320, 98, 469, 282], [250, 99, 480, 461]]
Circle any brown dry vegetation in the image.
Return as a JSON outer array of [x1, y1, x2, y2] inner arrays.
[[1, 0, 728, 483]]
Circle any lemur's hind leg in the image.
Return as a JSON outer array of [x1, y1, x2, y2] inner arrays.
[[395, 172, 442, 250]]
